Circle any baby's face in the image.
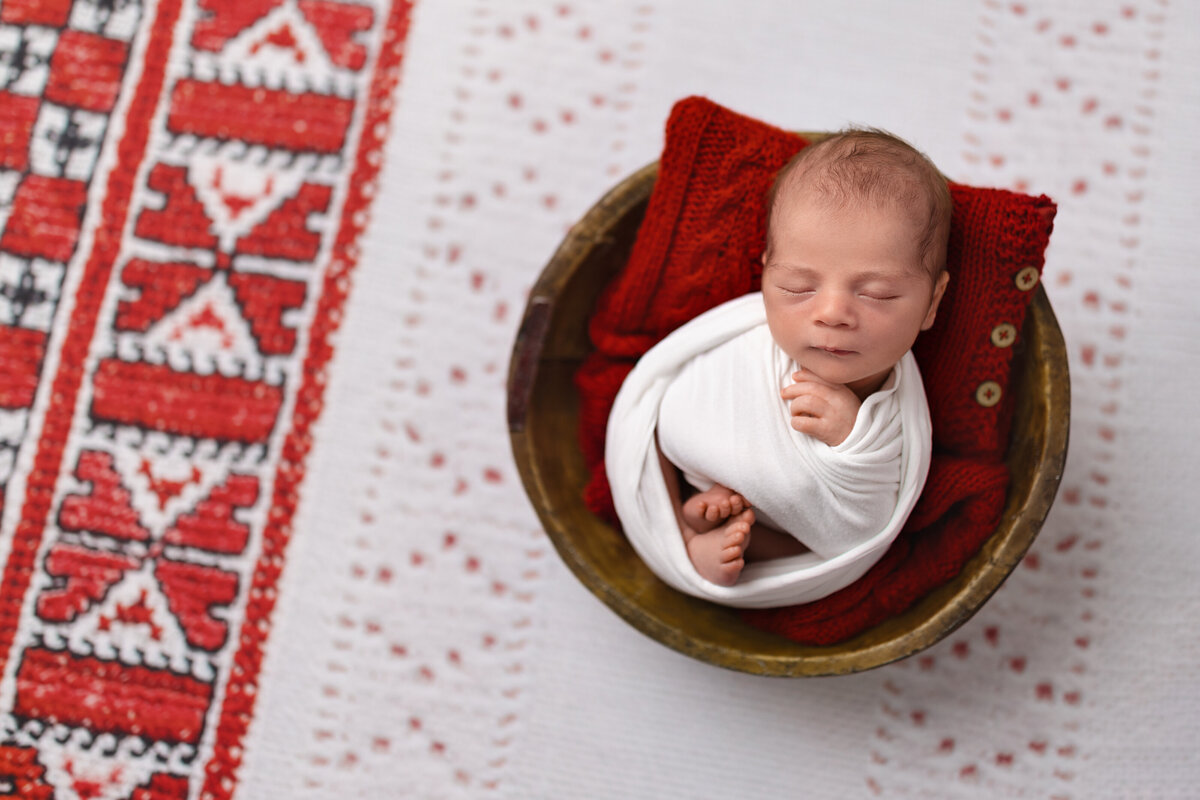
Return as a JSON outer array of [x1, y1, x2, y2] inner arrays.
[[762, 195, 947, 398]]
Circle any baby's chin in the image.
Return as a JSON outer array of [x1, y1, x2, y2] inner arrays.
[[792, 356, 893, 397], [790, 361, 851, 389]]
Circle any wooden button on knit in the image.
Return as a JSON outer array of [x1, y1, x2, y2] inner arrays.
[[1015, 266, 1040, 291], [991, 323, 1017, 348], [975, 380, 1003, 407]]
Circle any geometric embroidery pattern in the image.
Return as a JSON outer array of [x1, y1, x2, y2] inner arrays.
[[0, 0, 415, 795]]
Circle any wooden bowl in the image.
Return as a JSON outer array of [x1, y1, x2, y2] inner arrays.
[[507, 161, 1070, 677]]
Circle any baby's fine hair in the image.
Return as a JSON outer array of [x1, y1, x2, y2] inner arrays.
[[765, 128, 953, 278]]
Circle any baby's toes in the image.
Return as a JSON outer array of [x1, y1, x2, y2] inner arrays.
[[720, 531, 746, 558], [729, 523, 749, 545], [719, 559, 744, 582], [718, 544, 741, 564], [729, 494, 747, 515], [703, 502, 723, 523]]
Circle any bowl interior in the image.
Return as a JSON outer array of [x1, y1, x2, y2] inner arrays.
[[508, 164, 1069, 677]]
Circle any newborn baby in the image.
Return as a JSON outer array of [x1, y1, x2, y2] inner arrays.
[[654, 128, 951, 588]]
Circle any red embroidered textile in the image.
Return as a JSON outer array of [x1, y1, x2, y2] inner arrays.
[[0, 1, 415, 795], [576, 96, 1056, 644]]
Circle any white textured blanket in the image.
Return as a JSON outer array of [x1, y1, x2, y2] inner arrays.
[[606, 293, 933, 608]]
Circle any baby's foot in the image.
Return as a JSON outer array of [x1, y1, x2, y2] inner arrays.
[[686, 508, 755, 587], [682, 484, 749, 534]]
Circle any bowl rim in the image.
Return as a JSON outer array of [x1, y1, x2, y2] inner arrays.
[[508, 157, 1070, 677]]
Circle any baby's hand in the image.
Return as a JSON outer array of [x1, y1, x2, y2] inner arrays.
[[780, 370, 861, 446]]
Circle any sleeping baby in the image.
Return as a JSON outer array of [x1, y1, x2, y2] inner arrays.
[[607, 128, 951, 606]]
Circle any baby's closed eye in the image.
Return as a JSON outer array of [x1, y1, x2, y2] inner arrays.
[[857, 283, 901, 300]]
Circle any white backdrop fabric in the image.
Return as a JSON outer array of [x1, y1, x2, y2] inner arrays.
[[236, 1, 1200, 797]]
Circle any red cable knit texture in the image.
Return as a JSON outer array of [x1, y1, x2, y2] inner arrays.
[[576, 97, 1056, 645]]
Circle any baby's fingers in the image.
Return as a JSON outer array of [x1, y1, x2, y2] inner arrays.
[[780, 382, 805, 400], [781, 380, 835, 402], [791, 369, 838, 389], [790, 413, 828, 438], [781, 380, 823, 400], [789, 394, 827, 419]]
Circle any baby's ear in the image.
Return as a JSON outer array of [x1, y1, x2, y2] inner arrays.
[[920, 270, 950, 331]]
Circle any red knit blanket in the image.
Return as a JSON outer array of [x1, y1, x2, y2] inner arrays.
[[576, 97, 1056, 645]]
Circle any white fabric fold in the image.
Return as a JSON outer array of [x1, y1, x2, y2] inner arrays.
[[605, 292, 933, 608]]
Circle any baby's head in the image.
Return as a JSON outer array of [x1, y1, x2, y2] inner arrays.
[[765, 128, 952, 277], [761, 129, 952, 398]]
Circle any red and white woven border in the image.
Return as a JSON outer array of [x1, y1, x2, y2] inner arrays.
[[0, 1, 415, 796]]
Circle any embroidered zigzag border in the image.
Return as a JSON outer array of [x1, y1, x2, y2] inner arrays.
[[0, 0, 414, 795]]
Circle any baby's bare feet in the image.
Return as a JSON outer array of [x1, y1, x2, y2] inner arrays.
[[685, 509, 755, 587], [682, 484, 748, 533]]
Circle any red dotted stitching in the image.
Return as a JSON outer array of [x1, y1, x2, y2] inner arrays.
[[871, 2, 1164, 793]]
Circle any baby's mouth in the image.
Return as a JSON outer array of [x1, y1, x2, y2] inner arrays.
[[815, 345, 855, 356]]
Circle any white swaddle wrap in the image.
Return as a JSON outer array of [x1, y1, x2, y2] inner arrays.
[[606, 292, 932, 608]]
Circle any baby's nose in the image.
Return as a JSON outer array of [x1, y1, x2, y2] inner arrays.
[[814, 291, 855, 326]]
